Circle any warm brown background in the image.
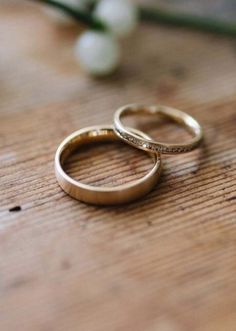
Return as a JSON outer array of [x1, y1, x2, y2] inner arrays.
[[1, 1, 236, 331]]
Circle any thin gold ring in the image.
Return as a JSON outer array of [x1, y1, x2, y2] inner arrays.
[[113, 104, 203, 154], [55, 125, 162, 205]]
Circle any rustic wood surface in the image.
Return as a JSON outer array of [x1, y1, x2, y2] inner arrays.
[[1, 2, 236, 331]]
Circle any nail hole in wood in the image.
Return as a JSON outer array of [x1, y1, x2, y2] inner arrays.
[[9, 206, 22, 212]]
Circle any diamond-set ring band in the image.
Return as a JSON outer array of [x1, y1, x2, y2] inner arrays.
[[113, 104, 203, 155]]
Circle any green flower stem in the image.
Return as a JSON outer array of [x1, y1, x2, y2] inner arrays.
[[139, 6, 236, 37], [32, 0, 106, 30], [31, 0, 236, 37]]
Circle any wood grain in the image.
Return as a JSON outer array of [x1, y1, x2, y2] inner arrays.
[[1, 2, 236, 331]]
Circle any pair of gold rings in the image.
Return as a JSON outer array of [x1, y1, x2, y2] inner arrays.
[[55, 104, 203, 205]]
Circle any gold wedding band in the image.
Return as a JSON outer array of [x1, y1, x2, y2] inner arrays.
[[114, 104, 203, 154], [55, 125, 162, 205]]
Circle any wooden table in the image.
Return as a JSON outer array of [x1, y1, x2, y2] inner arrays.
[[1, 2, 236, 330]]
